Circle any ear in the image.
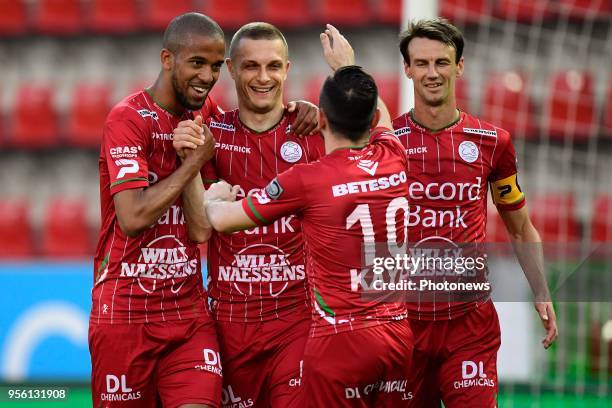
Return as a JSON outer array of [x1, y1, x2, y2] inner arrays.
[[456, 56, 465, 78], [226, 57, 236, 79], [318, 108, 329, 132], [403, 61, 412, 79], [371, 108, 381, 128], [284, 60, 291, 80], [161, 48, 173, 71]]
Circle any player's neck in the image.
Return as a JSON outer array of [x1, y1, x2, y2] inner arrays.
[[238, 103, 285, 133], [146, 79, 184, 116], [411, 102, 460, 132], [325, 132, 369, 154]]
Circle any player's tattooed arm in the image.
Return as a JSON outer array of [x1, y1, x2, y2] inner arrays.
[[498, 206, 558, 349], [204, 181, 256, 233], [113, 124, 213, 237]]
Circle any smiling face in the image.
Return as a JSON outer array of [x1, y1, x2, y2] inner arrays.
[[404, 37, 464, 108], [227, 38, 290, 115], [165, 34, 225, 110]]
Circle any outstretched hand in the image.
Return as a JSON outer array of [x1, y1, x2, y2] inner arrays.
[[320, 24, 355, 71]]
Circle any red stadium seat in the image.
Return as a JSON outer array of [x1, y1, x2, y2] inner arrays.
[[604, 77, 612, 137], [66, 83, 113, 148], [41, 198, 92, 258], [10, 84, 59, 149], [494, 0, 556, 23], [545, 70, 596, 142], [558, 0, 612, 19], [315, 0, 370, 26], [376, 0, 402, 25], [481, 71, 538, 139], [376, 74, 400, 120], [527, 193, 581, 242], [257, 0, 312, 27], [0, 200, 34, 258], [591, 195, 612, 242], [32, 0, 82, 35], [143, 0, 193, 31], [89, 0, 140, 33], [203, 0, 251, 29], [0, 0, 27, 35], [440, 0, 490, 24]]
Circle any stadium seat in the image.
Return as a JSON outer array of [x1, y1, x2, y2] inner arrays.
[[376, 0, 402, 25], [143, 0, 193, 31], [591, 195, 612, 242], [494, 0, 556, 23], [257, 0, 312, 27], [202, 0, 251, 29], [315, 0, 370, 26], [41, 198, 92, 258], [32, 0, 82, 35], [559, 0, 612, 19], [545, 70, 596, 142], [10, 84, 59, 149], [0, 200, 34, 258], [481, 71, 538, 139], [66, 83, 113, 148], [376, 74, 400, 120], [604, 77, 612, 138], [527, 193, 581, 242], [88, 0, 140, 33], [0, 0, 27, 35], [440, 0, 489, 24]]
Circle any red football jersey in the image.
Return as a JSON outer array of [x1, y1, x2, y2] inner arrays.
[[93, 90, 218, 324], [242, 128, 409, 337], [203, 109, 325, 322], [392, 110, 525, 321]]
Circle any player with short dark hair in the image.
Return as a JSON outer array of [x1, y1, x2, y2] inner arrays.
[[90, 12, 227, 408], [393, 18, 558, 407], [197, 27, 414, 408]]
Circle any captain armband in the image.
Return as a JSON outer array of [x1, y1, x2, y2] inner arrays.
[[491, 173, 525, 207]]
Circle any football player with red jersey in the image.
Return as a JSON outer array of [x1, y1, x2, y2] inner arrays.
[[199, 35, 414, 408], [392, 19, 558, 407], [174, 23, 325, 408], [91, 13, 230, 408]]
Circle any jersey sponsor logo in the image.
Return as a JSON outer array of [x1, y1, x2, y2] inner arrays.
[[194, 348, 223, 376], [458, 140, 479, 163], [408, 177, 482, 202], [332, 171, 407, 197], [115, 159, 139, 179], [109, 145, 141, 159], [221, 385, 254, 408], [345, 379, 412, 400], [288, 360, 303, 387], [406, 146, 428, 155], [280, 141, 303, 163], [156, 205, 185, 226], [152, 132, 172, 140], [265, 178, 283, 200], [120, 235, 198, 294], [217, 243, 305, 297], [216, 142, 251, 154], [394, 126, 411, 136], [356, 159, 379, 176], [101, 374, 142, 402], [137, 109, 158, 120], [463, 127, 497, 137], [454, 360, 495, 389], [209, 121, 236, 132]]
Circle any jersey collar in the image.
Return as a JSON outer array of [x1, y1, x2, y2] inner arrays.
[[408, 109, 464, 133]]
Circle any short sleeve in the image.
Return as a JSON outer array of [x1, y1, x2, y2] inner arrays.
[[241, 166, 307, 226], [489, 134, 525, 211], [103, 111, 150, 195]]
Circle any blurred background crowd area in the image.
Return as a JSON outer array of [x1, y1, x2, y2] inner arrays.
[[0, 0, 610, 405]]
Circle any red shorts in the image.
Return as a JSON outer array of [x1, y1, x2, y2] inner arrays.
[[406, 300, 501, 408], [216, 315, 310, 408], [89, 316, 222, 408], [301, 320, 414, 408]]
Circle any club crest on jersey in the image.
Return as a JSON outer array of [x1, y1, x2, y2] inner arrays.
[[280, 141, 303, 163], [356, 159, 379, 176], [265, 178, 283, 200], [458, 141, 479, 163], [137, 109, 158, 120]]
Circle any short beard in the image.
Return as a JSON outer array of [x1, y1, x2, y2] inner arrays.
[[171, 71, 205, 111]]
